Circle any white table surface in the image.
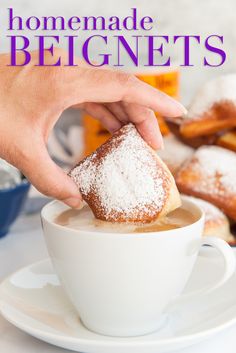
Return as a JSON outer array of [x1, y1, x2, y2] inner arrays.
[[1, 212, 236, 353]]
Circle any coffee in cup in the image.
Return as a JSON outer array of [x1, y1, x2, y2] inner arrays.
[[54, 204, 196, 233]]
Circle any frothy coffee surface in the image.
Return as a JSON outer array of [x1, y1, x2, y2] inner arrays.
[[54, 205, 196, 233]]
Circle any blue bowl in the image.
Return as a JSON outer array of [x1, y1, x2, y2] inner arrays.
[[0, 180, 30, 238]]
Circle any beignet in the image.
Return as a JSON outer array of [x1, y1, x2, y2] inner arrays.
[[183, 195, 234, 243], [181, 75, 236, 138], [70, 124, 181, 223], [176, 146, 236, 221]]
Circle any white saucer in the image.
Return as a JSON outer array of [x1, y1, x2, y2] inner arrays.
[[1, 250, 236, 353]]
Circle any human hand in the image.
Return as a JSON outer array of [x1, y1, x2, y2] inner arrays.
[[0, 49, 186, 208]]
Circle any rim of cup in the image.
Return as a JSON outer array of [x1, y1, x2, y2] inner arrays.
[[41, 196, 204, 237]]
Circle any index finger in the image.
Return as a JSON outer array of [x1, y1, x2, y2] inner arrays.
[[72, 68, 187, 118], [122, 76, 187, 117]]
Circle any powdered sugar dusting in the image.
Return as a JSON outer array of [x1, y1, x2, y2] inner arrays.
[[70, 124, 170, 221], [186, 74, 236, 119], [72, 156, 96, 195], [186, 146, 236, 194]]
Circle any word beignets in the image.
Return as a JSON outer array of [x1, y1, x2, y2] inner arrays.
[[70, 124, 181, 223]]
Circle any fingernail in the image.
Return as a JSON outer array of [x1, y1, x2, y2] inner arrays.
[[167, 95, 188, 115], [159, 139, 164, 150], [152, 138, 164, 151], [67, 178, 81, 194], [63, 197, 82, 209], [177, 102, 188, 115]]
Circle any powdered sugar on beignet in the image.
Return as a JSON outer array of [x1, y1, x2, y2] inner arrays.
[[70, 124, 181, 223]]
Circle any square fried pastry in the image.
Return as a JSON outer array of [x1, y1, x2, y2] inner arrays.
[[69, 123, 181, 223], [176, 146, 236, 221]]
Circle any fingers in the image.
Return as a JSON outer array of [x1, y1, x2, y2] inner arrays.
[[121, 103, 163, 149], [84, 101, 163, 150], [20, 145, 82, 208], [83, 103, 122, 133], [135, 114, 163, 150], [122, 78, 187, 118], [70, 68, 186, 118], [105, 102, 128, 123], [79, 100, 163, 149]]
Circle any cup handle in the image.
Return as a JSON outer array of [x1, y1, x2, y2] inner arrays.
[[182, 236, 236, 300]]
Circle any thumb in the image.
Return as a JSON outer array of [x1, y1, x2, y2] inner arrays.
[[21, 146, 82, 208]]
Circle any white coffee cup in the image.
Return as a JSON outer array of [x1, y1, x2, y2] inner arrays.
[[41, 197, 236, 337]]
